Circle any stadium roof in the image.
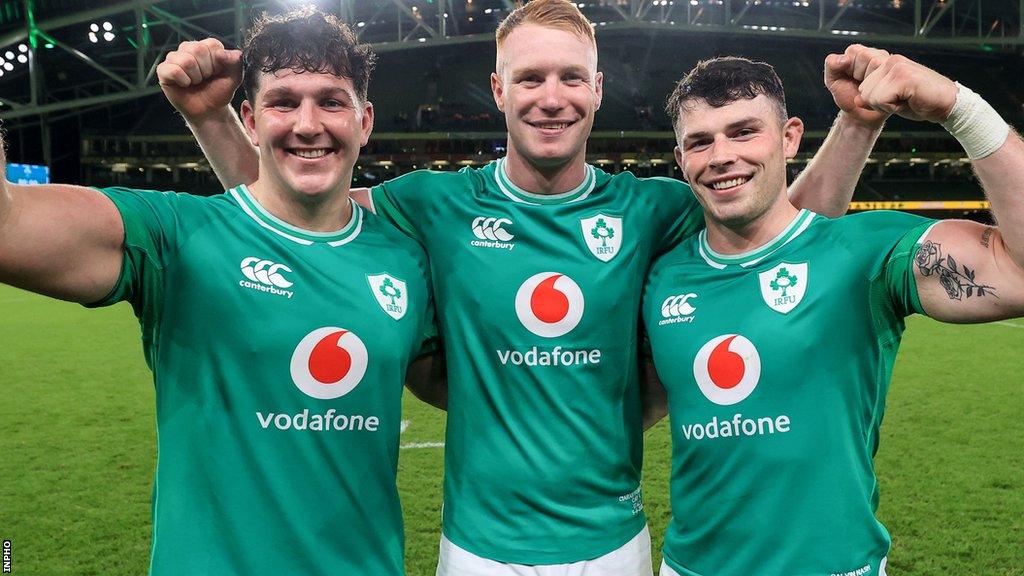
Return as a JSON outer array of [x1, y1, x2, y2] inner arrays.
[[0, 0, 1018, 123]]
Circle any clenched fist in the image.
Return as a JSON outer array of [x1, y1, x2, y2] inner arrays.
[[825, 44, 957, 125], [157, 38, 243, 123]]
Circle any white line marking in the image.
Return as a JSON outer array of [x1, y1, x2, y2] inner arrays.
[[400, 419, 410, 433], [993, 321, 1024, 329], [401, 441, 445, 450]]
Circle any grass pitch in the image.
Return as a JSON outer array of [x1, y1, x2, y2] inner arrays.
[[0, 283, 1021, 575]]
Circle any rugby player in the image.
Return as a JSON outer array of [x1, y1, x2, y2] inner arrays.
[[162, 2, 881, 573], [643, 47, 1024, 575], [0, 10, 434, 575]]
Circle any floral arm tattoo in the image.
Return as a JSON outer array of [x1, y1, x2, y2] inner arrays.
[[914, 238, 997, 301]]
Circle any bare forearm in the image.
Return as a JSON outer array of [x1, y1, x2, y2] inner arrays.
[[970, 132, 1024, 268], [188, 106, 259, 189], [789, 111, 882, 217]]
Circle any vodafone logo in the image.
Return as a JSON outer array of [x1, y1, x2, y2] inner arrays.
[[692, 334, 761, 405], [290, 327, 369, 399], [514, 272, 585, 338]]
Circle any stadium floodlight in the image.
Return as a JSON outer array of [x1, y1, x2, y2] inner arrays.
[[357, 21, 366, 27], [16, 54, 26, 63], [89, 21, 116, 43], [17, 44, 27, 53], [3, 63, 12, 71]]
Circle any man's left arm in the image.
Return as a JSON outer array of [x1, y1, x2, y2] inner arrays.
[[787, 46, 894, 217], [849, 46, 1024, 321], [912, 133, 1024, 322]]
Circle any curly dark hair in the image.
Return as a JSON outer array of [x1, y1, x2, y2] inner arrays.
[[242, 7, 377, 102], [665, 57, 787, 132]]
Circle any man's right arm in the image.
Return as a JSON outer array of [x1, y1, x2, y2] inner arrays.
[[0, 142, 124, 303], [157, 39, 259, 189]]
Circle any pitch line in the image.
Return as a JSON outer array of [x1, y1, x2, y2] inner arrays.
[[401, 441, 445, 449]]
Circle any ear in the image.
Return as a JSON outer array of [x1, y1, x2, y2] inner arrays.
[[782, 116, 804, 159], [360, 100, 375, 147], [593, 70, 604, 111], [673, 145, 686, 181], [240, 100, 259, 147], [491, 71, 505, 111]]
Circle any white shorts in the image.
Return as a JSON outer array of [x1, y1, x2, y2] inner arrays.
[[436, 526, 654, 576]]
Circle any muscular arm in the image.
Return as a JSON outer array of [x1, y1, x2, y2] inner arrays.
[[788, 111, 880, 217], [640, 359, 669, 430], [188, 107, 259, 188], [914, 133, 1024, 322], [0, 143, 124, 303], [788, 47, 895, 218], [157, 39, 258, 188], [404, 351, 448, 410]]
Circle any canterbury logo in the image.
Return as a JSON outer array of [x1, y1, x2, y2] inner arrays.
[[472, 217, 514, 242], [240, 257, 294, 288], [661, 293, 697, 318]]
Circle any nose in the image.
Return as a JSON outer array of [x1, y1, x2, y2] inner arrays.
[[707, 135, 737, 169], [538, 78, 566, 111], [293, 100, 322, 138]]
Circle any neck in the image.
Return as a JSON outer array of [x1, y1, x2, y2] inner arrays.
[[246, 177, 353, 233], [503, 143, 588, 195], [705, 190, 800, 255]]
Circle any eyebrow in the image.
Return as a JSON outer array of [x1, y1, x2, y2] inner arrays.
[[683, 116, 764, 142], [512, 65, 590, 79], [261, 86, 351, 101]]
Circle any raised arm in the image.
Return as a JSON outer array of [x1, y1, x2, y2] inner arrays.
[[850, 46, 1024, 321], [0, 138, 124, 303], [788, 45, 892, 218], [157, 39, 259, 188]]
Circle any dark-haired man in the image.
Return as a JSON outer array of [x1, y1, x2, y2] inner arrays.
[[643, 47, 1024, 575], [1, 9, 433, 574]]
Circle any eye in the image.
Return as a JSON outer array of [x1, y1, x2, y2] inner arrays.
[[563, 74, 585, 85], [323, 99, 345, 109], [686, 139, 711, 151], [269, 99, 296, 111], [735, 128, 757, 138]]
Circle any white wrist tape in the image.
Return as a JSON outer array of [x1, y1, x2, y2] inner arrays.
[[941, 82, 1010, 160]]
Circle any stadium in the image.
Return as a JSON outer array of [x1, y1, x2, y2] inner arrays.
[[0, 0, 1021, 574]]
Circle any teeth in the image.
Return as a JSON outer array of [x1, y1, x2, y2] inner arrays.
[[535, 123, 569, 130], [712, 177, 748, 190], [293, 149, 329, 159]]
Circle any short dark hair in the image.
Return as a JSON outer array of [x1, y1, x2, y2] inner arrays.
[[665, 57, 787, 132], [242, 7, 377, 102]]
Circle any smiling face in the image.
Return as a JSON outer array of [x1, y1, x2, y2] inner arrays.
[[241, 69, 373, 201], [674, 94, 803, 230], [491, 24, 602, 172]]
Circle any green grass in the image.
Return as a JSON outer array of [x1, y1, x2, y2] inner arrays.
[[1, 283, 1021, 575]]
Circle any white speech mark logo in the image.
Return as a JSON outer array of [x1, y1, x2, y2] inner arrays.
[[241, 257, 294, 288], [472, 217, 514, 242], [290, 327, 369, 399], [661, 293, 698, 318], [514, 272, 585, 338], [692, 334, 761, 405]]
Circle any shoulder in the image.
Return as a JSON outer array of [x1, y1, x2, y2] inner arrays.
[[825, 210, 934, 241], [380, 167, 482, 194]]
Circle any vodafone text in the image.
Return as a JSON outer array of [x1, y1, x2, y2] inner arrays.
[[496, 346, 602, 367], [256, 409, 380, 431], [681, 413, 791, 440]]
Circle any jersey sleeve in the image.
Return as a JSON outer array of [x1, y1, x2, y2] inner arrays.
[[650, 178, 705, 254], [86, 187, 181, 365], [369, 170, 443, 241], [882, 220, 937, 318]]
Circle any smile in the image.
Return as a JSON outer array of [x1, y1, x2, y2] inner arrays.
[[710, 176, 750, 191], [527, 120, 575, 132], [288, 148, 334, 159]]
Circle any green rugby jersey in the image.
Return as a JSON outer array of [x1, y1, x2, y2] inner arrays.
[[91, 185, 433, 575], [371, 158, 703, 563], [642, 209, 935, 576]]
